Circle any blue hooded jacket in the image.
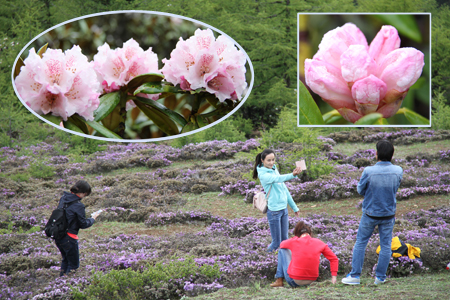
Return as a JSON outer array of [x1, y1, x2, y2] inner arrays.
[[257, 165, 299, 212], [57, 191, 95, 236]]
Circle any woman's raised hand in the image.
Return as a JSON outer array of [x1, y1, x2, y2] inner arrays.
[[293, 167, 302, 176]]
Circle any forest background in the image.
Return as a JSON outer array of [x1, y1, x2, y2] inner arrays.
[[1, 0, 450, 147]]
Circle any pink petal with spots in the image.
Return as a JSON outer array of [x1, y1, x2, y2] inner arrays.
[[205, 69, 236, 102], [188, 50, 220, 90]]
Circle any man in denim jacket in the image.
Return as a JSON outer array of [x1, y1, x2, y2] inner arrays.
[[342, 140, 403, 285]]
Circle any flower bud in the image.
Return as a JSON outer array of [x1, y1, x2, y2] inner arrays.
[[352, 75, 387, 115]]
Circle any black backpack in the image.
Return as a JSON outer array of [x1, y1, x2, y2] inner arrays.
[[44, 201, 77, 239]]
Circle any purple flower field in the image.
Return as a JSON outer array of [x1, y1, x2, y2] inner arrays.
[[0, 129, 449, 299]]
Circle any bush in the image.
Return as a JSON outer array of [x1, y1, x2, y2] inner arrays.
[[432, 90, 450, 130], [169, 116, 247, 148], [29, 160, 55, 179], [73, 256, 221, 299]]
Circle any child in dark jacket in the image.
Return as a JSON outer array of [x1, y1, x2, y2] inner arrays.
[[55, 180, 101, 276]]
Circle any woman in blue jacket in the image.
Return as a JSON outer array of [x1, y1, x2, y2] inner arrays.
[[253, 149, 301, 252], [55, 180, 101, 276]]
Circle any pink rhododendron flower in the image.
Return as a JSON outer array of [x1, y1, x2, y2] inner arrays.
[[161, 28, 247, 102], [305, 23, 424, 123], [15, 46, 100, 121], [92, 38, 160, 106]]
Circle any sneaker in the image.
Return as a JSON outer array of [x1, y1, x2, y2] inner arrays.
[[341, 274, 360, 285], [374, 277, 385, 285]]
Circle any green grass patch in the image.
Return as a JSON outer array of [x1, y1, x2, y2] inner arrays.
[[192, 272, 450, 300]]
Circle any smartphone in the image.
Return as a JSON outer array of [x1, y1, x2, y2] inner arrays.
[[91, 209, 103, 217], [295, 160, 307, 171]]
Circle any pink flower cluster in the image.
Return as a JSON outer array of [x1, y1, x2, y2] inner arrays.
[[92, 38, 160, 109], [92, 38, 159, 93], [305, 23, 425, 123], [15, 46, 100, 121], [161, 28, 247, 102]]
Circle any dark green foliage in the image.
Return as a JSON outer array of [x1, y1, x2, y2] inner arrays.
[[72, 256, 221, 300], [432, 90, 450, 130]]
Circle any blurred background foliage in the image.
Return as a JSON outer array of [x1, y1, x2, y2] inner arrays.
[[1, 0, 450, 148], [299, 14, 430, 125]]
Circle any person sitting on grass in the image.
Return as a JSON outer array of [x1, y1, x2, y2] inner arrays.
[[342, 140, 403, 285], [270, 221, 339, 288]]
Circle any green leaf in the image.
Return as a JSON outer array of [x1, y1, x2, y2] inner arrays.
[[399, 108, 430, 125], [94, 92, 121, 122], [133, 96, 187, 127], [181, 122, 199, 133], [322, 110, 342, 124], [374, 15, 422, 43], [373, 118, 389, 125], [298, 80, 324, 125], [37, 43, 48, 57], [133, 82, 184, 95], [41, 114, 62, 125], [199, 109, 227, 118], [191, 88, 206, 94], [354, 113, 384, 125], [127, 73, 164, 92], [196, 116, 209, 127], [68, 115, 89, 134], [14, 57, 24, 79], [134, 100, 180, 135], [85, 120, 122, 139], [205, 95, 220, 109], [63, 120, 85, 133]]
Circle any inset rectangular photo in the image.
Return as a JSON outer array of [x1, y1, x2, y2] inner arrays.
[[298, 13, 431, 127]]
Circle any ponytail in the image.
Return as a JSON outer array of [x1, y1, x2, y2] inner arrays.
[[252, 153, 262, 179], [252, 149, 275, 180]]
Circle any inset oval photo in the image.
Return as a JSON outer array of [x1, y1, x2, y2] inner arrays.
[[12, 11, 254, 141]]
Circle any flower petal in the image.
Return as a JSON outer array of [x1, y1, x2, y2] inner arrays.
[[340, 45, 377, 83], [337, 107, 363, 123], [313, 23, 368, 69], [304, 59, 355, 110], [379, 47, 424, 93], [369, 25, 401, 66], [376, 97, 405, 119]]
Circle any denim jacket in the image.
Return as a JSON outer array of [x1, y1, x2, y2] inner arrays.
[[357, 161, 403, 217], [257, 165, 299, 212]]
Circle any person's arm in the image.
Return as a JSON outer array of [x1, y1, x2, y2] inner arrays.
[[259, 171, 296, 185], [356, 169, 368, 196], [285, 185, 299, 213], [322, 244, 339, 279], [280, 238, 293, 249], [76, 205, 95, 229]]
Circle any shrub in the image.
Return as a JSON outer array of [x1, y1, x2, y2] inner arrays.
[[73, 256, 221, 299], [29, 160, 55, 179], [432, 90, 450, 130]]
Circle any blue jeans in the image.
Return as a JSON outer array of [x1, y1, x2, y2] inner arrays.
[[349, 214, 395, 281], [267, 208, 289, 252], [55, 235, 79, 276], [275, 249, 299, 287]]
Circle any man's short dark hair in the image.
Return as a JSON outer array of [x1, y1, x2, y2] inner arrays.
[[376, 140, 394, 161]]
